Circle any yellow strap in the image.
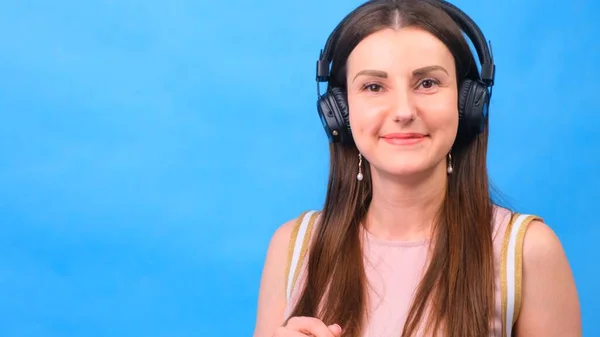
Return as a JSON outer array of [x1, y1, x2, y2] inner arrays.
[[500, 212, 542, 337], [284, 210, 320, 303], [284, 211, 308, 296], [291, 211, 320, 292], [512, 215, 541, 323]]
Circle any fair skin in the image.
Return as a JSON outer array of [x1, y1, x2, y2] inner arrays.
[[346, 26, 457, 242], [253, 220, 342, 337], [253, 26, 581, 337], [513, 220, 582, 336]]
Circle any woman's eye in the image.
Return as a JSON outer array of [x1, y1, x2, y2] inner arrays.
[[419, 79, 439, 89], [363, 83, 383, 92]]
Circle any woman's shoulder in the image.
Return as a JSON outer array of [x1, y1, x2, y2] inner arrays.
[[259, 212, 312, 283], [271, 210, 322, 248], [253, 210, 321, 336], [489, 204, 581, 336], [279, 210, 322, 276], [491, 203, 550, 237], [502, 211, 581, 335], [491, 202, 559, 273], [264, 210, 322, 278], [491, 204, 544, 241]]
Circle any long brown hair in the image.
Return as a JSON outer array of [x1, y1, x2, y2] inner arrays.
[[287, 1, 495, 336]]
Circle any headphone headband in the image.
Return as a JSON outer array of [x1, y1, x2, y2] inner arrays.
[[316, 0, 495, 87], [316, 2, 370, 83], [432, 0, 495, 85]]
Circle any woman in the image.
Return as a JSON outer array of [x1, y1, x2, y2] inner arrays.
[[253, 0, 581, 336]]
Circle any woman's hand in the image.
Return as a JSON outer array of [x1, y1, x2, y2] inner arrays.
[[273, 316, 342, 337]]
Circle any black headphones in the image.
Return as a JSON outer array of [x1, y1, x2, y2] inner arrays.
[[316, 0, 496, 145]]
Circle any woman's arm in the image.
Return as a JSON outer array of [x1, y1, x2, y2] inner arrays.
[[514, 220, 582, 337], [253, 218, 297, 337]]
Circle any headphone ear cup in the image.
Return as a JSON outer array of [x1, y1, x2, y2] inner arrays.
[[329, 87, 351, 136], [458, 79, 473, 124], [317, 87, 353, 144], [458, 79, 489, 137]]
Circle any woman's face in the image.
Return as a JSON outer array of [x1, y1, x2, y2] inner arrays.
[[346, 26, 459, 179]]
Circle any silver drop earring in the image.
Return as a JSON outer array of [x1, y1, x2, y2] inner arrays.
[[447, 153, 453, 175], [357, 153, 364, 181]]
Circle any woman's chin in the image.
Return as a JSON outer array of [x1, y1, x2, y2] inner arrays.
[[373, 163, 441, 181]]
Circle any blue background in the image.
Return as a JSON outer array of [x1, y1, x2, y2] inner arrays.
[[0, 0, 598, 336]]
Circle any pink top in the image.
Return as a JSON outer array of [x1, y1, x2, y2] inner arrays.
[[284, 205, 526, 337]]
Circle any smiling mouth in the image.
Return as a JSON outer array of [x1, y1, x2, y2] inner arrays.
[[380, 133, 427, 145]]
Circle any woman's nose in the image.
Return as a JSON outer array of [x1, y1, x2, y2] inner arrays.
[[390, 89, 416, 123]]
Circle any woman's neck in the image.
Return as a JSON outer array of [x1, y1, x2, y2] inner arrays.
[[364, 164, 447, 242]]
